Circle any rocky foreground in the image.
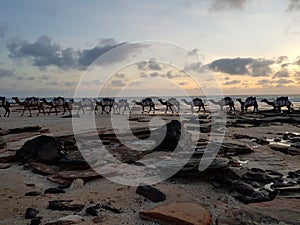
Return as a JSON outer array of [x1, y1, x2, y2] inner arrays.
[[0, 110, 300, 225]]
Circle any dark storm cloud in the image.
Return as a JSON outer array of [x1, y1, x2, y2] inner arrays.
[[7, 36, 146, 71], [47, 81, 59, 86], [223, 80, 241, 85], [0, 68, 16, 78], [178, 82, 187, 85], [286, 0, 300, 11], [209, 58, 274, 77], [210, 0, 250, 11], [273, 69, 290, 78], [150, 72, 160, 77]]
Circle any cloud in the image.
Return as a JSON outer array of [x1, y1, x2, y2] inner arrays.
[[178, 82, 187, 85], [150, 72, 160, 77], [274, 56, 288, 64], [187, 48, 200, 57], [166, 71, 182, 78], [286, 0, 300, 11], [7, 36, 147, 71], [256, 79, 270, 86], [115, 73, 125, 78], [184, 62, 202, 72], [47, 81, 59, 86], [223, 80, 241, 85], [136, 61, 162, 71], [210, 0, 250, 11], [209, 57, 274, 76], [0, 22, 8, 38], [275, 78, 293, 84], [64, 81, 77, 86], [111, 79, 126, 87], [273, 69, 290, 78], [0, 68, 16, 78]]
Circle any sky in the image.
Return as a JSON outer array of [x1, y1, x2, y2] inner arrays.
[[0, 0, 300, 97]]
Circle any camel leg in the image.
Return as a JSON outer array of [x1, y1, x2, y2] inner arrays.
[[49, 106, 53, 115], [21, 107, 27, 116]]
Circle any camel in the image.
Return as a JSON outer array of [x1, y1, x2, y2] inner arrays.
[[158, 97, 180, 114], [41, 97, 72, 116], [72, 98, 95, 114], [237, 97, 258, 112], [0, 96, 10, 117], [209, 97, 235, 112], [133, 98, 156, 114], [95, 98, 115, 114], [12, 97, 45, 117], [262, 97, 293, 112], [114, 99, 131, 114], [182, 98, 205, 113]]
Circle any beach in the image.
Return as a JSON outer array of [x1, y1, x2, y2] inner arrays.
[[1, 103, 300, 225]]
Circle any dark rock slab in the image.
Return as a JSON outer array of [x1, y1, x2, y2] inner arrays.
[[100, 203, 122, 214], [8, 126, 42, 134], [0, 150, 17, 163], [44, 187, 66, 194], [30, 217, 41, 225], [86, 206, 99, 216], [231, 181, 255, 196], [25, 191, 42, 196], [220, 141, 253, 156], [0, 163, 11, 169], [136, 184, 166, 202], [47, 200, 84, 212], [0, 137, 6, 149], [270, 144, 300, 156], [58, 151, 90, 170], [25, 208, 39, 219], [17, 135, 63, 164]]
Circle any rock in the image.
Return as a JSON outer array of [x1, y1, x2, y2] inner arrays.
[[25, 208, 39, 219], [0, 151, 17, 163], [17, 135, 63, 164], [270, 144, 300, 156], [0, 137, 6, 149], [47, 175, 72, 186], [0, 163, 11, 169], [220, 141, 253, 156], [30, 217, 41, 225], [231, 181, 255, 196], [153, 120, 192, 152], [70, 179, 84, 190], [57, 169, 101, 181], [58, 151, 90, 170], [243, 170, 272, 183], [211, 175, 233, 187], [25, 191, 42, 196], [47, 200, 84, 212], [86, 206, 98, 216], [8, 126, 42, 134], [136, 185, 166, 202], [139, 202, 210, 225], [44, 187, 66, 194], [100, 203, 122, 214], [28, 161, 59, 175], [45, 215, 84, 225]]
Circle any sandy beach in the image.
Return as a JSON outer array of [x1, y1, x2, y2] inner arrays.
[[1, 103, 300, 225]]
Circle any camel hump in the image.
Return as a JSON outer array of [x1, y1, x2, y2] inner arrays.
[[224, 97, 232, 101], [193, 97, 203, 103], [143, 98, 153, 103], [245, 97, 256, 105]]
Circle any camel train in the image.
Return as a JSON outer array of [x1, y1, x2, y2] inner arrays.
[[0, 95, 296, 117]]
